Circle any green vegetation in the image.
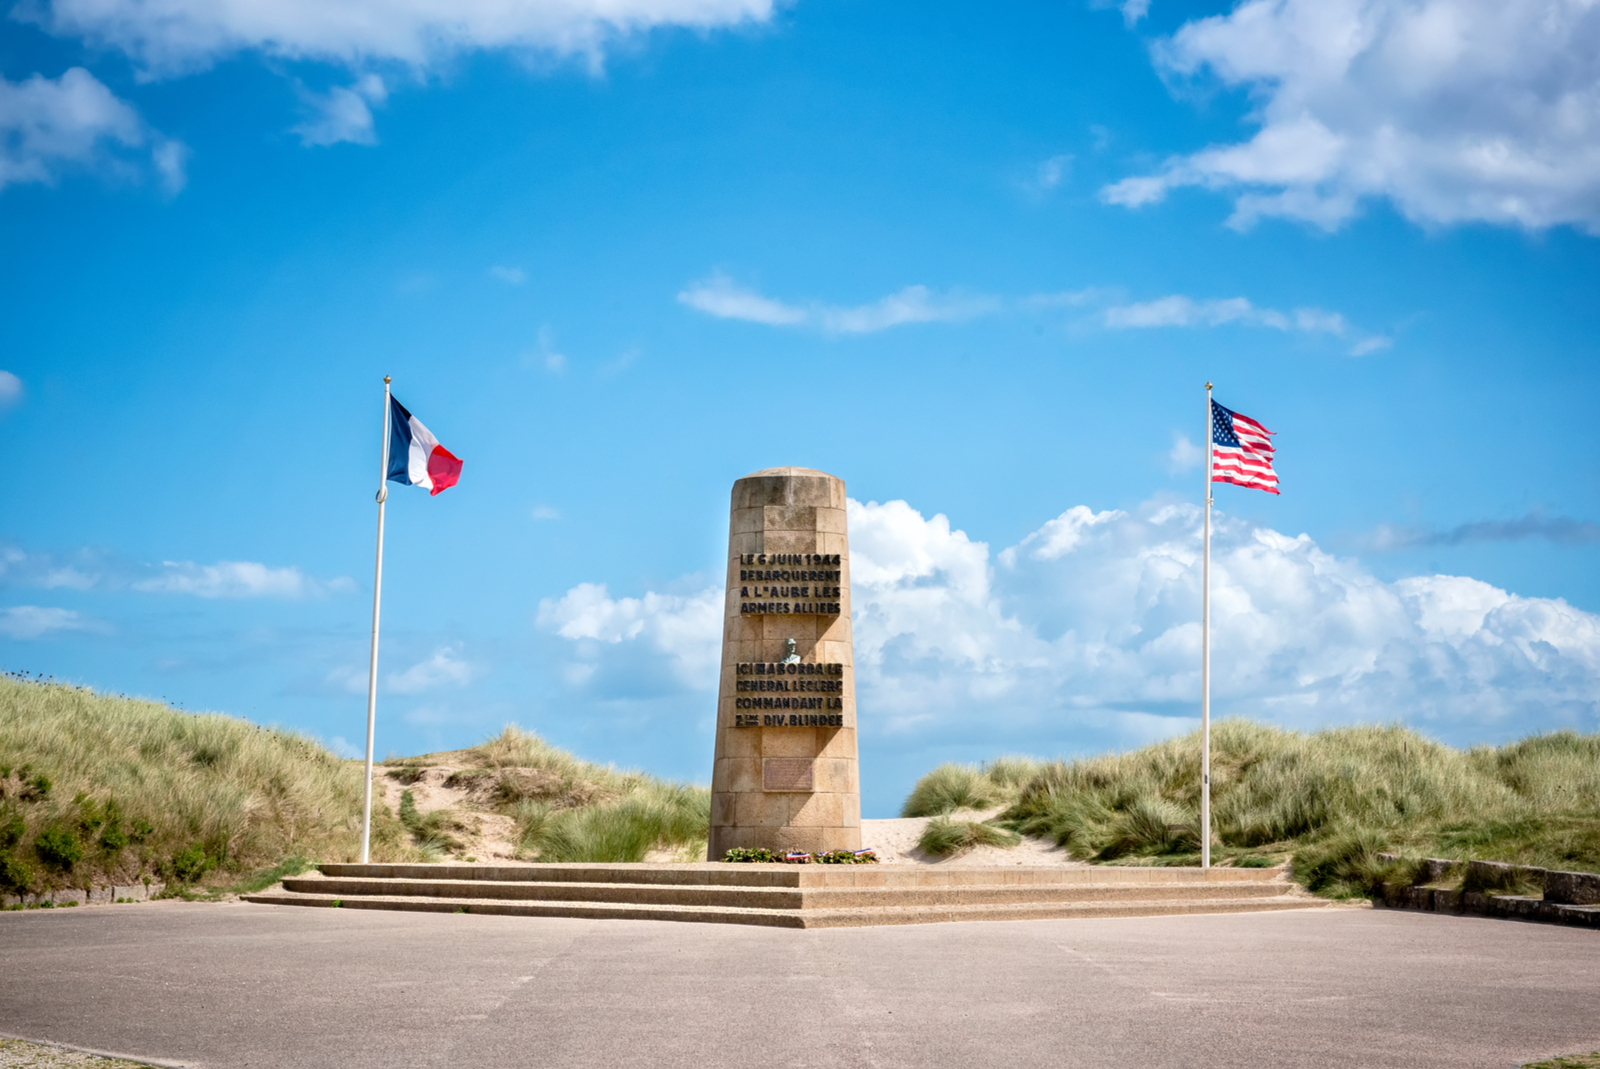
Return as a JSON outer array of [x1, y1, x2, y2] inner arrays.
[[0, 676, 710, 896], [721, 847, 878, 863], [0, 674, 381, 897], [0, 1036, 156, 1067], [397, 726, 713, 863], [917, 817, 1022, 856], [904, 719, 1600, 898], [1523, 1054, 1600, 1069], [899, 756, 1043, 817]]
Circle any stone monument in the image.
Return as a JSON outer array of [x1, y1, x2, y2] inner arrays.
[[708, 467, 860, 858]]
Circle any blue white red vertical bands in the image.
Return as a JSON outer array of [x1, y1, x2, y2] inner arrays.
[[1211, 400, 1278, 494], [387, 396, 463, 496]]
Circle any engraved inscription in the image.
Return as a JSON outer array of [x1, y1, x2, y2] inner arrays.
[[737, 552, 844, 616], [763, 757, 815, 792]]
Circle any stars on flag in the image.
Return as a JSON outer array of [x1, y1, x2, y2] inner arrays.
[[1211, 399, 1278, 494]]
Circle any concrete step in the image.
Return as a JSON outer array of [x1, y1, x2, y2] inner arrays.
[[281, 874, 1292, 911], [244, 888, 1323, 928], [315, 861, 1288, 889]]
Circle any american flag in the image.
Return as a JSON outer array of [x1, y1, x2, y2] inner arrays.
[[1211, 400, 1278, 494]]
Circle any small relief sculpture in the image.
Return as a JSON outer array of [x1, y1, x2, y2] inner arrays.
[[781, 638, 802, 665]]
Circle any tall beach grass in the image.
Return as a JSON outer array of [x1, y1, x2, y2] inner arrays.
[[0, 674, 389, 895], [906, 719, 1600, 895]]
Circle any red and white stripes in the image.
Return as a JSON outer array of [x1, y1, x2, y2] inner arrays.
[[1211, 402, 1278, 494]]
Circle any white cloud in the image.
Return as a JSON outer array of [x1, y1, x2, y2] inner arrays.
[[531, 505, 561, 520], [1103, 293, 1387, 354], [1103, 0, 1600, 233], [677, 275, 806, 326], [0, 371, 22, 407], [0, 605, 92, 639], [1350, 335, 1394, 356], [537, 581, 722, 687], [1168, 432, 1204, 473], [387, 645, 474, 693], [681, 278, 1382, 351], [0, 68, 186, 193], [293, 74, 387, 146], [524, 325, 568, 373], [0, 546, 101, 590], [1030, 153, 1072, 192], [541, 497, 1600, 743], [34, 0, 782, 76], [490, 265, 527, 285], [677, 274, 1003, 334], [134, 560, 350, 598], [326, 735, 363, 759]]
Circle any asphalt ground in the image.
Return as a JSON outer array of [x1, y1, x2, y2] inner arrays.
[[2, 901, 1597, 1069]]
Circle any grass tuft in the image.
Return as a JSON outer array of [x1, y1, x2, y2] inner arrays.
[[918, 817, 1022, 856], [901, 756, 1043, 817]]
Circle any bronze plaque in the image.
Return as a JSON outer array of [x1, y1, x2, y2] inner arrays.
[[762, 758, 814, 792]]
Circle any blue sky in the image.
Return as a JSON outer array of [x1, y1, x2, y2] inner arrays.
[[3, 0, 1599, 816]]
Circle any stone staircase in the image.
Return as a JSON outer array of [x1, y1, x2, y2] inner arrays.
[[244, 862, 1324, 928]]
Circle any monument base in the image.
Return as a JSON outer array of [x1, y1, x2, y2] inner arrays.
[[247, 862, 1316, 928]]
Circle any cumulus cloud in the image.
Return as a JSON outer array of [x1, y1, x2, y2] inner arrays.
[[0, 371, 22, 407], [133, 560, 352, 598], [1369, 513, 1600, 550], [387, 645, 474, 693], [1104, 294, 1387, 354], [0, 68, 187, 193], [0, 605, 93, 639], [33, 0, 782, 77], [541, 497, 1600, 744], [537, 581, 722, 689], [677, 275, 999, 334], [292, 74, 387, 146], [1102, 0, 1600, 233]]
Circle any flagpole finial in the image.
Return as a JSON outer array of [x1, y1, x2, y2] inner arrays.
[[384, 375, 392, 384], [1205, 381, 1212, 391]]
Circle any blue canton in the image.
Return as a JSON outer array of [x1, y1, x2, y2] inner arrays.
[[1211, 401, 1240, 448]]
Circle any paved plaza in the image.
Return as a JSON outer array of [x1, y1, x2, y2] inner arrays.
[[3, 902, 1597, 1069]]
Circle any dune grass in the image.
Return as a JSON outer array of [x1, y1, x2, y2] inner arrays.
[[0, 677, 712, 894], [512, 783, 710, 863], [900, 756, 1044, 817], [917, 817, 1022, 856], [904, 719, 1600, 897], [0, 674, 412, 896], [400, 725, 712, 863]]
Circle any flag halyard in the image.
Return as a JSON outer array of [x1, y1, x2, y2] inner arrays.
[[1210, 400, 1278, 494]]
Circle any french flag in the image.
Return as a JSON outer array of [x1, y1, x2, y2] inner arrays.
[[387, 396, 462, 496]]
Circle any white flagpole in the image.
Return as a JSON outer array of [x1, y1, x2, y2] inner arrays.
[[360, 376, 393, 864], [1201, 381, 1213, 870]]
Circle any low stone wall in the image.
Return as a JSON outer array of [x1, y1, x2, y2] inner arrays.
[[1374, 854, 1600, 929], [3, 881, 166, 909]]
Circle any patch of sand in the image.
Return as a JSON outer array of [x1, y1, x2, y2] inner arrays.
[[861, 810, 1086, 867], [374, 766, 522, 863]]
